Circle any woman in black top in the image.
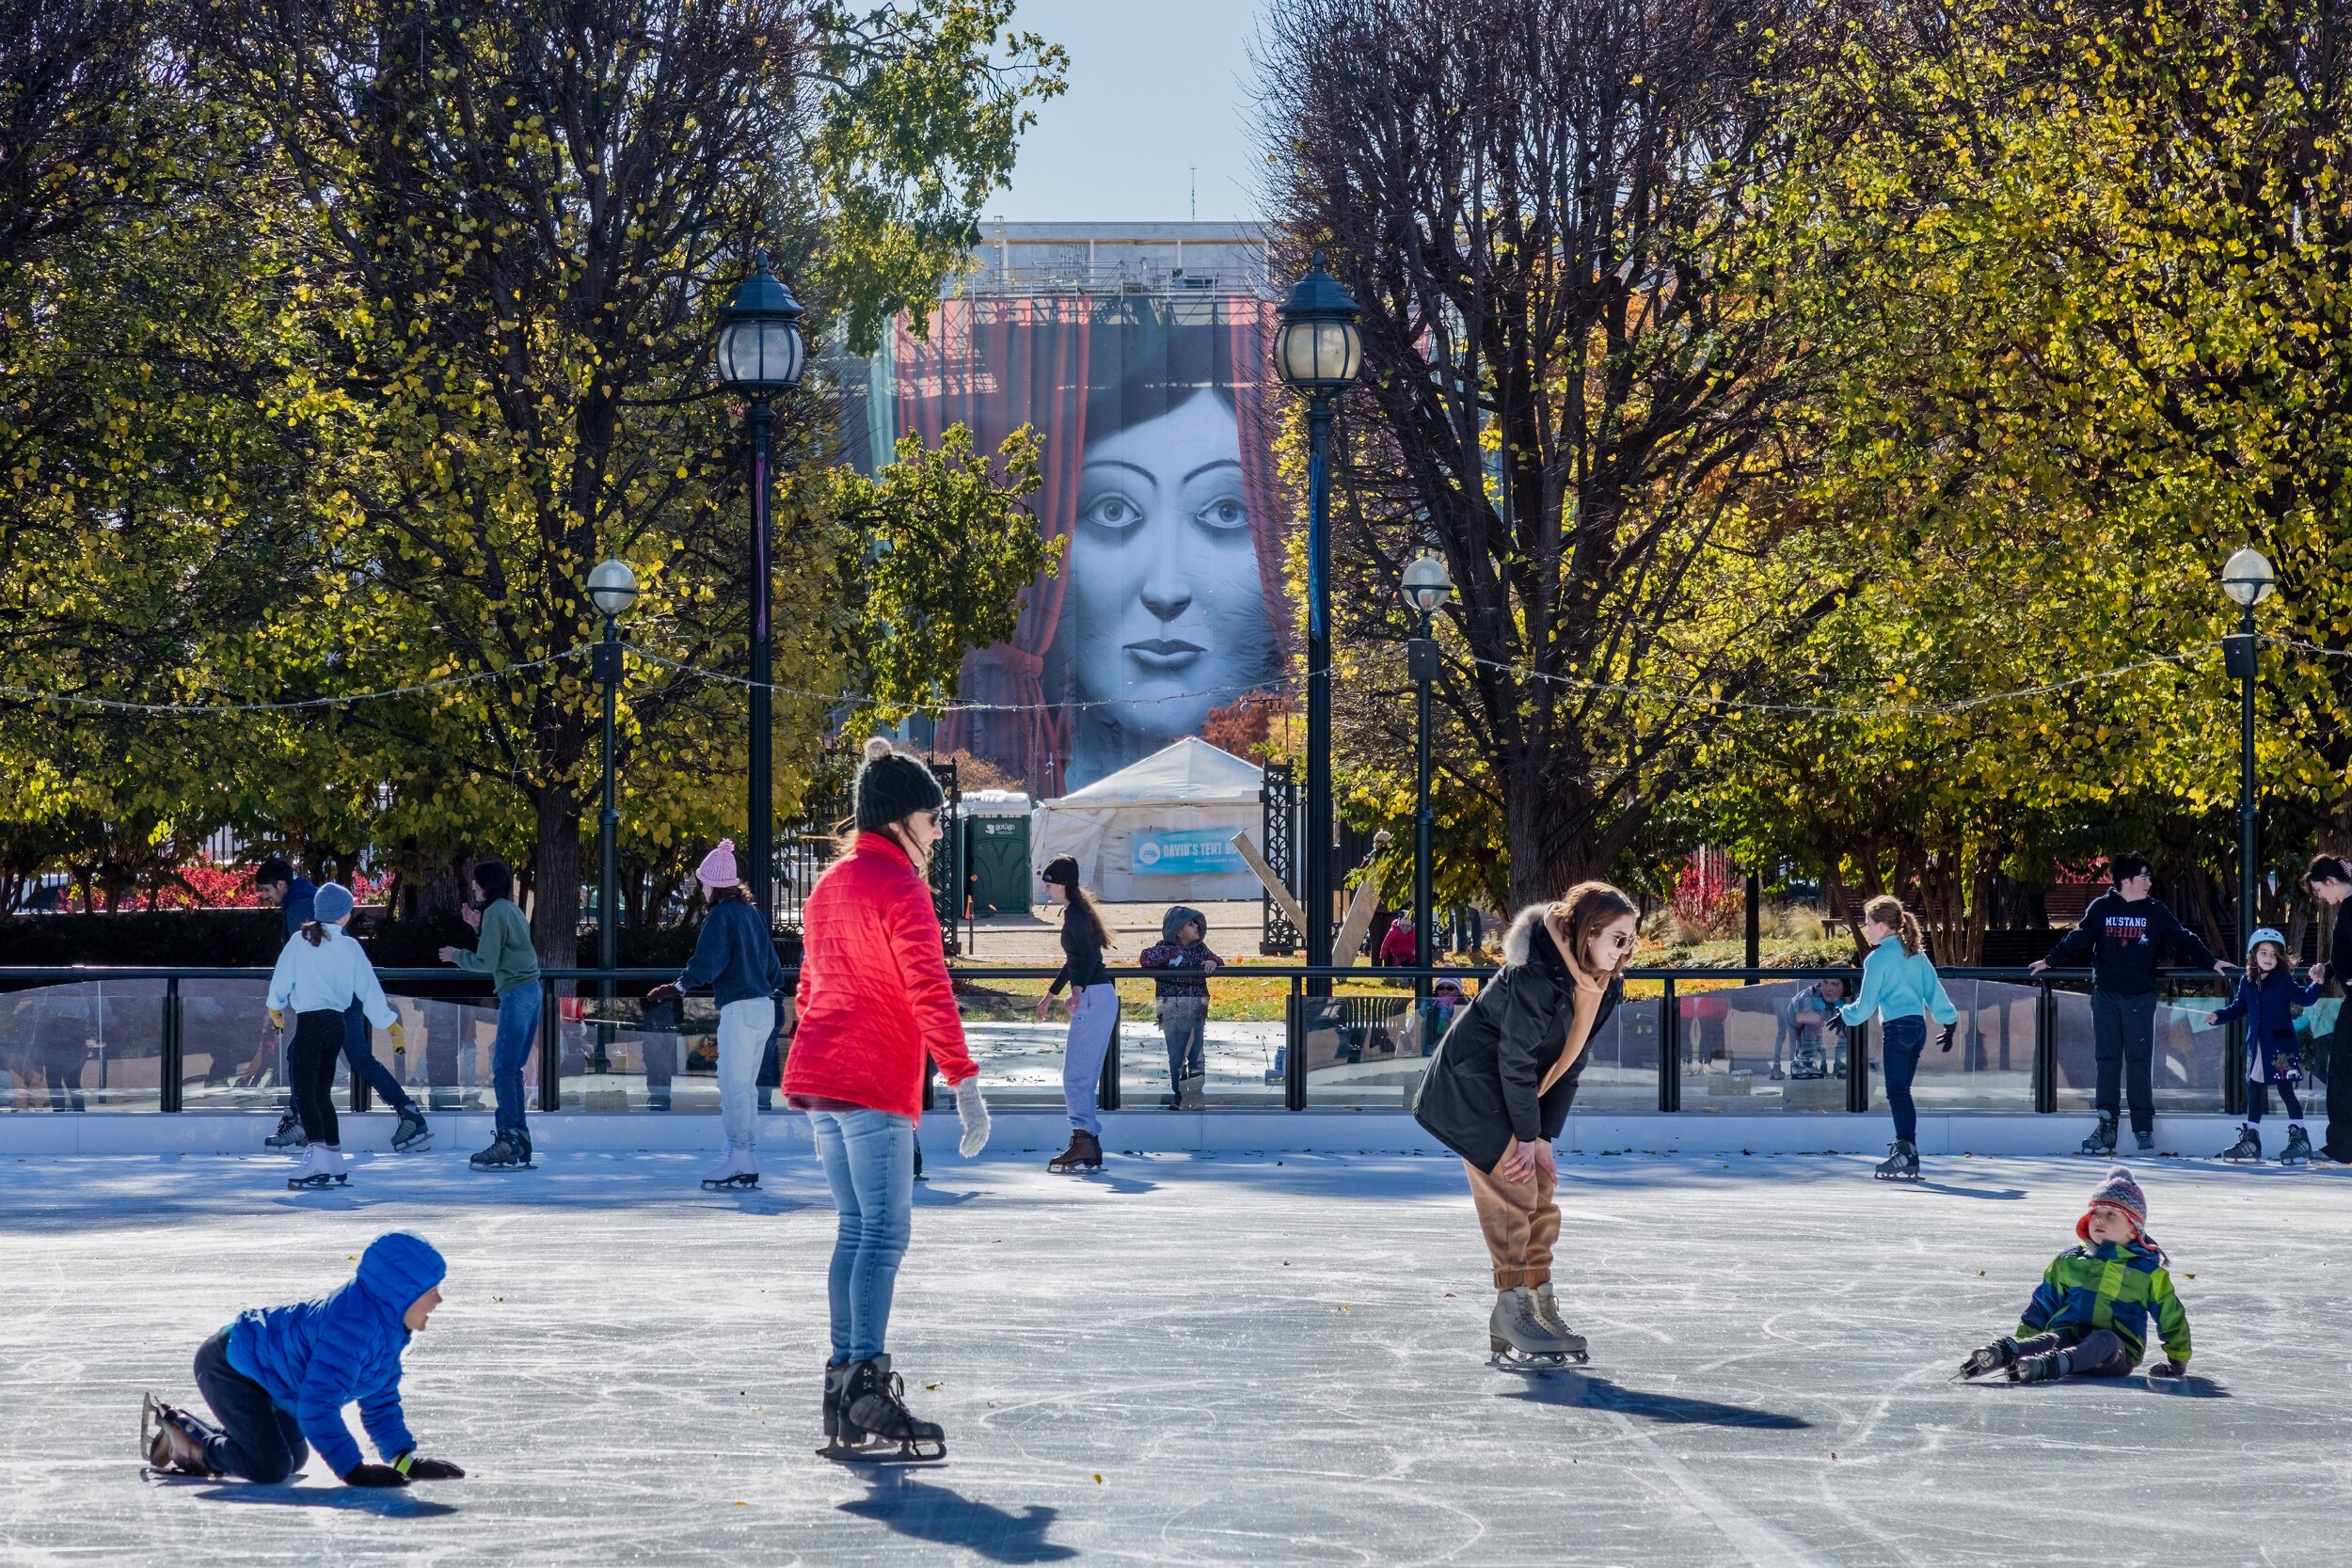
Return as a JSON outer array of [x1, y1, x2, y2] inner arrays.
[[2305, 855, 2352, 1163], [1034, 855, 1116, 1171]]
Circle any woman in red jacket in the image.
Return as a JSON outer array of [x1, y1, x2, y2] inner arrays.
[[785, 737, 992, 1462]]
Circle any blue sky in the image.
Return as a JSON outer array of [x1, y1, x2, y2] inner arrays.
[[991, 0, 1270, 225]]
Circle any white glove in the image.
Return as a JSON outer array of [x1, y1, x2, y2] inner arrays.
[[953, 1077, 992, 1159]]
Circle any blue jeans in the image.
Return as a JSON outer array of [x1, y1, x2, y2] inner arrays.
[[1882, 1015, 1926, 1143], [809, 1109, 915, 1363], [491, 985, 543, 1134], [342, 1002, 416, 1116]]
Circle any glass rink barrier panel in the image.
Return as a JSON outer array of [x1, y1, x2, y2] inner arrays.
[[1863, 978, 2042, 1119], [0, 978, 167, 1112], [1677, 979, 1859, 1113], [178, 977, 343, 1114], [1115, 976, 1284, 1110], [2049, 977, 2238, 1117], [564, 989, 737, 1115]]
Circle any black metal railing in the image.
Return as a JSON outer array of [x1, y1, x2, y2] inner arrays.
[[0, 963, 2262, 1118]]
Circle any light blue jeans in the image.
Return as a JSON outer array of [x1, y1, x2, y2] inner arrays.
[[1061, 983, 1120, 1135], [492, 984, 543, 1134], [809, 1108, 915, 1363]]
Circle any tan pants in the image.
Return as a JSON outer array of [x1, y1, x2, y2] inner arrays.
[[1464, 1146, 1559, 1291]]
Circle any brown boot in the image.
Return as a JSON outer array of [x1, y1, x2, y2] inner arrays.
[[1046, 1131, 1103, 1173]]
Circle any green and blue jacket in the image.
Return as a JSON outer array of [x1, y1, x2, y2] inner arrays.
[[2017, 1239, 2191, 1366]]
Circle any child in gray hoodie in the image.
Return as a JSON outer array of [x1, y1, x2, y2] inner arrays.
[[1140, 907, 1221, 1108]]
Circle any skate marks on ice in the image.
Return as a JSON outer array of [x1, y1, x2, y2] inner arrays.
[[836, 1470, 1074, 1564]]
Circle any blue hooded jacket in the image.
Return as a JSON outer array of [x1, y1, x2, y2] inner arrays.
[[280, 875, 318, 937], [224, 1231, 446, 1477]]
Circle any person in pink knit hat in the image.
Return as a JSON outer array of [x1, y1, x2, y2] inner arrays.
[[646, 840, 787, 1190]]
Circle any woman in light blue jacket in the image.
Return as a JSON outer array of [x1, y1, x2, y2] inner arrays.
[[1840, 894, 1959, 1182]]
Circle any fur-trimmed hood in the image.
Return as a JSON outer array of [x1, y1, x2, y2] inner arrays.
[[1500, 904, 1549, 968]]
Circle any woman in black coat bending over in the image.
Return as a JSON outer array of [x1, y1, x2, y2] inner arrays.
[[1413, 880, 1639, 1366]]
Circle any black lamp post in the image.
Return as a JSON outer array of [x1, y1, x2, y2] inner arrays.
[[2221, 545, 2277, 1115], [1401, 554, 1453, 990], [1273, 252, 1362, 992], [714, 252, 806, 918], [587, 557, 637, 1071]]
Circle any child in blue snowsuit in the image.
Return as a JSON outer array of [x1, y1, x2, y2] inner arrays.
[[2207, 927, 2323, 1164], [142, 1231, 465, 1488]]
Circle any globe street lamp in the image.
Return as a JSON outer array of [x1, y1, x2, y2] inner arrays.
[[2221, 547, 2276, 1084], [1400, 554, 1454, 987], [587, 558, 638, 1071], [714, 252, 806, 918], [1274, 252, 1362, 992]]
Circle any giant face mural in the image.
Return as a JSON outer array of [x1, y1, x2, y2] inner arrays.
[[893, 295, 1292, 794]]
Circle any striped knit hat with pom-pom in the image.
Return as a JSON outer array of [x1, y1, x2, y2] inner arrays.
[[2075, 1164, 2150, 1241], [854, 736, 946, 834]]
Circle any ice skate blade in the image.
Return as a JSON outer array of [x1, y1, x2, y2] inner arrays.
[[702, 1174, 760, 1191], [1873, 1170, 1922, 1181], [286, 1174, 348, 1190], [469, 1162, 537, 1172], [1489, 1338, 1587, 1370], [818, 1437, 946, 1465]]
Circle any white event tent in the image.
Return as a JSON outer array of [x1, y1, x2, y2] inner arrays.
[[1028, 737, 1264, 902]]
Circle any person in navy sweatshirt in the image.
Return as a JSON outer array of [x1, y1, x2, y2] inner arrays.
[[645, 839, 787, 1191], [141, 1231, 465, 1489], [2028, 853, 2232, 1155]]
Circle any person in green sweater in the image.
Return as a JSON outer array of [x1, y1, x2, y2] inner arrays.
[[436, 860, 543, 1171]]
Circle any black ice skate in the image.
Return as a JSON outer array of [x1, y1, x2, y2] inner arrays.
[[2077, 1113, 2117, 1157], [2134, 1129, 2155, 1153], [390, 1108, 432, 1152], [2218, 1123, 2261, 1162], [820, 1354, 946, 1464], [2008, 1349, 2066, 1384], [822, 1358, 850, 1446], [469, 1131, 534, 1171], [1488, 1286, 1584, 1368], [1873, 1140, 1920, 1181], [141, 1394, 218, 1478], [2280, 1125, 2313, 1166], [263, 1109, 307, 1149], [1955, 1337, 2021, 1381], [1046, 1131, 1103, 1173]]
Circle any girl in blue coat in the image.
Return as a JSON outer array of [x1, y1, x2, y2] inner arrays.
[[2209, 927, 2323, 1164], [141, 1231, 465, 1488], [1841, 895, 1960, 1182]]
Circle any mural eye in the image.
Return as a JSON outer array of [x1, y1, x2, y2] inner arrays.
[[1196, 496, 1248, 531], [1082, 494, 1142, 531]]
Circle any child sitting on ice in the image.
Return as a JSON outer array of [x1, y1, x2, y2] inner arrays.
[[1956, 1166, 2191, 1384], [141, 1231, 465, 1488]]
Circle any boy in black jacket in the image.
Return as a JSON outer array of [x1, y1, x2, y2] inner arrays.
[[2029, 853, 2233, 1155]]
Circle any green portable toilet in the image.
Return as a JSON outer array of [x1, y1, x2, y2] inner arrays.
[[961, 799, 1031, 916]]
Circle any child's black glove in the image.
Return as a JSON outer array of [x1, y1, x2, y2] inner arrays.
[[2148, 1359, 2186, 1379], [343, 1462, 410, 1487], [397, 1452, 466, 1480]]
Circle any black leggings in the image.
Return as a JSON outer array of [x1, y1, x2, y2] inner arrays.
[[291, 1010, 343, 1147], [2248, 1081, 2305, 1123], [193, 1327, 309, 1482], [2015, 1328, 2133, 1379]]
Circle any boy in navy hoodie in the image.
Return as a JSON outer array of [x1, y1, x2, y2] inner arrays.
[[2028, 853, 2233, 1154], [142, 1231, 465, 1488]]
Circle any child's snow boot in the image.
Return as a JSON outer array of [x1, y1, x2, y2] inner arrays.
[[1872, 1140, 1920, 1180], [2219, 1123, 2261, 1162], [2077, 1113, 2117, 1157], [2280, 1124, 2313, 1166]]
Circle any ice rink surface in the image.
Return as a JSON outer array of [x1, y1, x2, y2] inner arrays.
[[2, 1142, 2346, 1567]]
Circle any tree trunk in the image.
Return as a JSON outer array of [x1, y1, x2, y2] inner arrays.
[[533, 789, 581, 970]]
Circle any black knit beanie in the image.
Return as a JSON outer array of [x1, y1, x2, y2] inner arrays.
[[1041, 854, 1081, 889], [855, 736, 946, 833]]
